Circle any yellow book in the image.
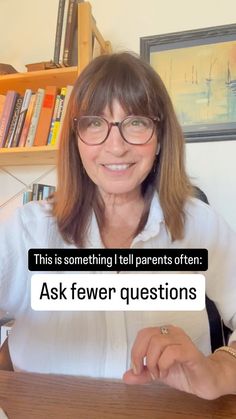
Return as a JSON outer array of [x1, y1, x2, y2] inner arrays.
[[50, 87, 67, 145]]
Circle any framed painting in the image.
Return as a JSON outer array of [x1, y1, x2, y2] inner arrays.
[[140, 24, 236, 142]]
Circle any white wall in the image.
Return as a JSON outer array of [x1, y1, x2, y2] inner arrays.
[[0, 0, 235, 230]]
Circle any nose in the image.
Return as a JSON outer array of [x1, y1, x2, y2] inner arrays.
[[104, 124, 128, 156]]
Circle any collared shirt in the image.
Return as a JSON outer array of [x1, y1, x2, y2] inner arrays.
[[0, 194, 235, 378]]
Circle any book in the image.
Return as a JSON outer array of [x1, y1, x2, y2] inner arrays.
[[18, 94, 36, 147], [0, 91, 18, 148], [56, 85, 73, 145], [0, 94, 6, 121], [47, 93, 61, 144], [59, 0, 69, 65], [53, 0, 66, 65], [23, 190, 33, 205], [33, 86, 58, 146], [63, 0, 84, 66], [50, 87, 67, 145], [11, 89, 32, 147], [4, 96, 23, 148], [25, 88, 45, 147], [32, 183, 56, 201]]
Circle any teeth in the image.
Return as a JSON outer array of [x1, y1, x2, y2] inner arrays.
[[104, 164, 130, 171]]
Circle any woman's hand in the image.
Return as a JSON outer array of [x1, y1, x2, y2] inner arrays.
[[123, 325, 224, 400]]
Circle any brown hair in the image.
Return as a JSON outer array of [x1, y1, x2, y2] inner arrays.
[[52, 52, 193, 246]]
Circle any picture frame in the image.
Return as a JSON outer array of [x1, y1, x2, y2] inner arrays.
[[140, 24, 236, 142]]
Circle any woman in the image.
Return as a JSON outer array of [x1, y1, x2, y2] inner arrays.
[[0, 52, 235, 399]]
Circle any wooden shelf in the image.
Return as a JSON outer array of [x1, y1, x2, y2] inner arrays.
[[0, 146, 57, 166], [0, 67, 78, 95]]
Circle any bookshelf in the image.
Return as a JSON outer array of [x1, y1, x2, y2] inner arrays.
[[0, 2, 111, 167], [0, 145, 57, 166]]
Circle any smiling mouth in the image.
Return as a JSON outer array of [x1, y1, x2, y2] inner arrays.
[[102, 163, 134, 171]]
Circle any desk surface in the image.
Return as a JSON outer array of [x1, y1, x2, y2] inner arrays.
[[0, 371, 235, 419]]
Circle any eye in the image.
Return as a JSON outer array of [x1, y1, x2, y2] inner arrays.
[[131, 119, 143, 127], [127, 117, 150, 128], [88, 118, 103, 128]]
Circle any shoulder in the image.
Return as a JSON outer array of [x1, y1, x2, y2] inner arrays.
[[183, 197, 235, 247], [18, 200, 54, 225], [1, 200, 60, 248], [7, 200, 56, 235], [185, 197, 215, 224]]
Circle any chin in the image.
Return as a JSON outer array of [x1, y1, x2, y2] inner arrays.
[[99, 182, 139, 196]]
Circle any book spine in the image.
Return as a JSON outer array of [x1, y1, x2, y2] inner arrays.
[[11, 89, 32, 147], [50, 87, 67, 145], [25, 89, 45, 147], [0, 91, 18, 148], [4, 96, 23, 148], [33, 86, 58, 146], [23, 190, 33, 205], [32, 184, 55, 201], [0, 94, 6, 122], [56, 85, 73, 144], [47, 94, 61, 144], [18, 94, 36, 147], [42, 185, 50, 200], [37, 184, 44, 200], [53, 0, 66, 64], [32, 184, 39, 201], [62, 0, 78, 66]]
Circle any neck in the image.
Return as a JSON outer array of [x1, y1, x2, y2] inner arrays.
[[97, 189, 145, 248], [99, 189, 144, 225]]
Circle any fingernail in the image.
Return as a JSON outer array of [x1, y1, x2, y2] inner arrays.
[[150, 372, 156, 381]]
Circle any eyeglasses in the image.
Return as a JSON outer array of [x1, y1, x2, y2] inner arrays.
[[73, 115, 159, 145]]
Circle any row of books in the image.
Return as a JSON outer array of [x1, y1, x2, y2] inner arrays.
[[23, 184, 56, 205], [0, 85, 73, 148], [53, 0, 84, 67]]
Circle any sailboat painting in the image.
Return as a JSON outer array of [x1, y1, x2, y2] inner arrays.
[[150, 40, 236, 129]]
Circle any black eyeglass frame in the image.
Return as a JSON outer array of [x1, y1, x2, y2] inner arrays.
[[73, 115, 160, 146]]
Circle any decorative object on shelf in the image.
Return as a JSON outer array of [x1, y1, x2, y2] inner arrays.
[[25, 61, 62, 72], [0, 64, 18, 75], [140, 24, 236, 143]]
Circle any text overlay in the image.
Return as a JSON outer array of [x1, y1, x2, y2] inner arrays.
[[28, 248, 208, 271], [31, 274, 205, 311]]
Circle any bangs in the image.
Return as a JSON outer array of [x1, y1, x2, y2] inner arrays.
[[73, 54, 161, 118]]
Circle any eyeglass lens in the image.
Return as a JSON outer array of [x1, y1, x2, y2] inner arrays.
[[77, 116, 155, 145]]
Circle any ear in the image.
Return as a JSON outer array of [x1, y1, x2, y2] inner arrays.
[[156, 143, 161, 156]]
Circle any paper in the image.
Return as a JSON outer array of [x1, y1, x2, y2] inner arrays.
[[0, 408, 8, 418]]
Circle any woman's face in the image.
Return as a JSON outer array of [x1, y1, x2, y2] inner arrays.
[[77, 100, 158, 198]]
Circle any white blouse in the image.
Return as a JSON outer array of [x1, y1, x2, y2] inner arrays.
[[0, 194, 235, 378]]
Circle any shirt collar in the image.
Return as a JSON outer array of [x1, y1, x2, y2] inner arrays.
[[86, 213, 105, 248], [131, 192, 164, 245]]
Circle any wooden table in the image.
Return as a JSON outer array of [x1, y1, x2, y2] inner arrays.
[[0, 371, 235, 418]]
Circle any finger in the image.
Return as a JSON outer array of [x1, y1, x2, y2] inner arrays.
[[123, 367, 153, 385], [145, 334, 163, 379], [131, 327, 158, 374], [145, 331, 183, 380], [158, 343, 201, 378]]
